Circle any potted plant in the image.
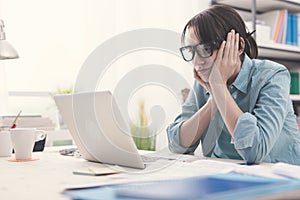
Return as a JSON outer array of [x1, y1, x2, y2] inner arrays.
[[129, 100, 156, 151]]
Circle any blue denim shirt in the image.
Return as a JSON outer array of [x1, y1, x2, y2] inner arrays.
[[167, 55, 300, 165]]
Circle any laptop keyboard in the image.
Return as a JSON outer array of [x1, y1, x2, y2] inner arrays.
[[141, 155, 161, 163]]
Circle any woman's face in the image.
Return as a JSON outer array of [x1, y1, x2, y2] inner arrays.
[[185, 27, 218, 83]]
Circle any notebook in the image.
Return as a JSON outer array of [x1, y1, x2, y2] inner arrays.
[[115, 174, 288, 200], [63, 173, 300, 200], [54, 91, 150, 169]]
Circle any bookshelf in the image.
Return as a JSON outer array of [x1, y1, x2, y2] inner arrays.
[[212, 0, 300, 107], [258, 42, 300, 61], [212, 0, 300, 13], [213, 0, 300, 61]]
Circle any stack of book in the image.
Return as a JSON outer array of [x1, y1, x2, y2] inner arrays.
[[0, 115, 55, 131]]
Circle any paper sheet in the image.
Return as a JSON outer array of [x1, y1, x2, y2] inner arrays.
[[272, 162, 300, 179], [73, 166, 122, 176]]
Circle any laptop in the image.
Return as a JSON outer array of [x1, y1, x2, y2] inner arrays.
[[54, 91, 146, 169]]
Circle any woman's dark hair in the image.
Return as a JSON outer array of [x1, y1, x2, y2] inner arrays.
[[182, 5, 258, 59]]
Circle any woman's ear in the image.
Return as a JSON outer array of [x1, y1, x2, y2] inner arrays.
[[239, 37, 245, 55]]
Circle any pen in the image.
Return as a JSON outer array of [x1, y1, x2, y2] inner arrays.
[[10, 110, 22, 129]]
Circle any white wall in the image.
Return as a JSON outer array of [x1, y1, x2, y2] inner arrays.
[[2, 0, 210, 91], [1, 0, 211, 148]]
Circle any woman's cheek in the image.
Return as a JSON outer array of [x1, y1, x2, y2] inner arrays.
[[194, 66, 210, 83]]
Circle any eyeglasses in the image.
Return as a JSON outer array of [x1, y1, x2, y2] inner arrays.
[[179, 42, 214, 62]]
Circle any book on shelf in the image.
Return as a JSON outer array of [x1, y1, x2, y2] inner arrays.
[[274, 10, 285, 43], [290, 72, 300, 95], [298, 13, 300, 46], [257, 9, 284, 43], [257, 9, 299, 47], [0, 115, 55, 131]]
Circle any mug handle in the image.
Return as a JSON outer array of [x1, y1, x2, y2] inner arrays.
[[35, 130, 47, 142]]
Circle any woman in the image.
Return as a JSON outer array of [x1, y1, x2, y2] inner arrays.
[[167, 5, 300, 165]]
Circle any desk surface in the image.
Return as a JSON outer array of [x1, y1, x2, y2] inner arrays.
[[1, 146, 300, 200], [0, 146, 113, 200]]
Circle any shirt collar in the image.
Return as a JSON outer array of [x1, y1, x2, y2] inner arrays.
[[231, 54, 252, 94]]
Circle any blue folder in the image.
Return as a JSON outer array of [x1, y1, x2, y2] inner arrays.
[[63, 173, 300, 200]]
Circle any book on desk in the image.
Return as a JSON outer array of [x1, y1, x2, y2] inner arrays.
[[0, 115, 55, 131], [63, 173, 300, 200]]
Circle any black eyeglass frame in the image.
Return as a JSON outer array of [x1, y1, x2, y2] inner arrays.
[[179, 41, 217, 62]]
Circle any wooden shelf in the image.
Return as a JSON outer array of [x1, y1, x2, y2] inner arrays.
[[213, 0, 300, 13]]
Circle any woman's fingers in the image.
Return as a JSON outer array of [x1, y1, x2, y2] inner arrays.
[[223, 30, 234, 60], [193, 68, 204, 84], [218, 30, 240, 65], [234, 33, 240, 63], [216, 41, 226, 63], [232, 32, 239, 63], [228, 30, 234, 59], [228, 30, 238, 60], [193, 68, 210, 92], [211, 30, 241, 85]]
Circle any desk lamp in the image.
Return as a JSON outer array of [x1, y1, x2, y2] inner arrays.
[[0, 19, 18, 115], [0, 19, 18, 59]]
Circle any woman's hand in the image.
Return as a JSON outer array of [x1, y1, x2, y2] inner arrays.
[[193, 68, 212, 93], [209, 29, 241, 86], [193, 68, 217, 111], [207, 29, 244, 136]]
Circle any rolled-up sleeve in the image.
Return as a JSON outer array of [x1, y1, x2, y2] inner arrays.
[[233, 69, 290, 164], [232, 113, 258, 162], [167, 82, 205, 154], [167, 119, 199, 154]]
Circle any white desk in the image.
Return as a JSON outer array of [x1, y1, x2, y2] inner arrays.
[[1, 146, 300, 200], [0, 146, 113, 200]]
